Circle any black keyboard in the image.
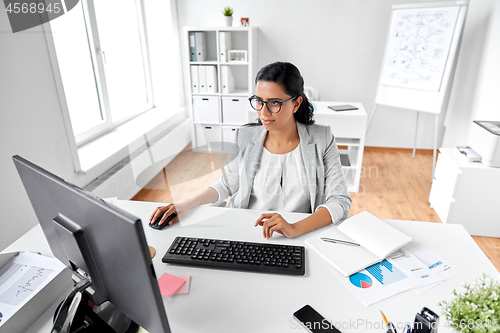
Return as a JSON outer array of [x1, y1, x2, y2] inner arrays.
[[162, 237, 305, 275]]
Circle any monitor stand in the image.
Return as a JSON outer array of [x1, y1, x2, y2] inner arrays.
[[51, 279, 139, 333]]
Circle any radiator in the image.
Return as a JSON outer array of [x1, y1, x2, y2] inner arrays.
[[85, 117, 191, 200]]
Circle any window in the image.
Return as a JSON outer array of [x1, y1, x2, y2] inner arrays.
[[50, 0, 152, 146]]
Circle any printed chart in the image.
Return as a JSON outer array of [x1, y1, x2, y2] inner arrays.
[[349, 273, 373, 289], [411, 248, 444, 269], [365, 260, 407, 286]]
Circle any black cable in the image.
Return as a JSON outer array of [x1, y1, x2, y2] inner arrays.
[[51, 278, 92, 333]]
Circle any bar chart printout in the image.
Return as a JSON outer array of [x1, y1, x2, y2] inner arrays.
[[365, 260, 407, 286]]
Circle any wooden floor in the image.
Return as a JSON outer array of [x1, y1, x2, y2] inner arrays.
[[132, 144, 500, 271]]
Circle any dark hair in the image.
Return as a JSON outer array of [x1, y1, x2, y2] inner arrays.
[[246, 61, 315, 126]]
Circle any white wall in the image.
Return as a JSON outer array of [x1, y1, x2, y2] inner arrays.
[[468, 1, 500, 124], [176, 0, 497, 149], [144, 0, 184, 109], [442, 0, 499, 147]]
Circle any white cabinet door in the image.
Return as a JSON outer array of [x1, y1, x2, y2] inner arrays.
[[193, 96, 219, 123], [195, 125, 222, 151], [429, 152, 460, 222], [222, 97, 248, 124]]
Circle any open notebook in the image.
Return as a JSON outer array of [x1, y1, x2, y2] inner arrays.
[[305, 211, 413, 277]]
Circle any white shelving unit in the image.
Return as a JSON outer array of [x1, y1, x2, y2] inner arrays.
[[183, 26, 258, 153]]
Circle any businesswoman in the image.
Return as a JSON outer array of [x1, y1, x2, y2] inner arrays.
[[150, 61, 352, 239]]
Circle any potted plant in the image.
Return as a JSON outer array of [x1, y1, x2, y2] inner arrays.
[[222, 6, 233, 26], [439, 274, 500, 333]]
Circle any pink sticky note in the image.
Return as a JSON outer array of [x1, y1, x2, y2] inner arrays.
[[175, 275, 191, 295], [158, 273, 185, 297]]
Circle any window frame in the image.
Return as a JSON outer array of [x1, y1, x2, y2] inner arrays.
[[72, 0, 154, 147]]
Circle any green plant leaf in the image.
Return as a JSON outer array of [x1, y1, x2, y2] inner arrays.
[[440, 274, 500, 333], [222, 6, 233, 16]]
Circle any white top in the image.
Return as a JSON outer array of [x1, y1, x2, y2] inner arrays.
[[248, 145, 311, 213]]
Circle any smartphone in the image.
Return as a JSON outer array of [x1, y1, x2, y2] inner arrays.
[[293, 305, 341, 333]]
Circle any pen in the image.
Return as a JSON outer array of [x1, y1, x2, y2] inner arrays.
[[321, 237, 360, 247], [402, 324, 411, 333], [380, 311, 397, 333]]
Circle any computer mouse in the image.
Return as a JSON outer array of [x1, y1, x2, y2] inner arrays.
[[149, 212, 177, 230]]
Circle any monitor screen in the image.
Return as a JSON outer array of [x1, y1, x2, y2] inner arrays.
[[13, 155, 171, 333]]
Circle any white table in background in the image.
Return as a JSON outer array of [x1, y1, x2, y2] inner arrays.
[[313, 101, 367, 193]]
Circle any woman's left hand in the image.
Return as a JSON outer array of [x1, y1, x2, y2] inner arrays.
[[254, 213, 296, 239]]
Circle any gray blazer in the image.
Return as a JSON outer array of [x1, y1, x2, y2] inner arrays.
[[209, 121, 352, 223]]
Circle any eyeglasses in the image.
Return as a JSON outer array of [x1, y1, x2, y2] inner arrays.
[[248, 95, 297, 114]]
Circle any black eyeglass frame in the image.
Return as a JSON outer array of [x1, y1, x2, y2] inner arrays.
[[248, 95, 298, 114]]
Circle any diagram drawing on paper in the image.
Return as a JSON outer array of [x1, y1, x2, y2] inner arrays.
[[0, 265, 53, 306], [381, 6, 460, 92]]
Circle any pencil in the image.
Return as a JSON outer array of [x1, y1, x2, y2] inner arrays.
[[380, 311, 396, 333], [380, 311, 388, 325]]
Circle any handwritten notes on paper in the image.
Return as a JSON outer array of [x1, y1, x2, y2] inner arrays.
[[0, 251, 66, 327]]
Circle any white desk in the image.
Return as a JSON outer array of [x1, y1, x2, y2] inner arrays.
[[4, 200, 498, 333]]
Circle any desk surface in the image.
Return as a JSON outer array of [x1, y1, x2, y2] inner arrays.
[[5, 200, 498, 333]]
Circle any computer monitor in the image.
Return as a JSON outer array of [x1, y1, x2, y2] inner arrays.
[[13, 155, 171, 333]]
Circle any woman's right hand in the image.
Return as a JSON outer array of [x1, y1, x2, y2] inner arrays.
[[149, 201, 192, 227]]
